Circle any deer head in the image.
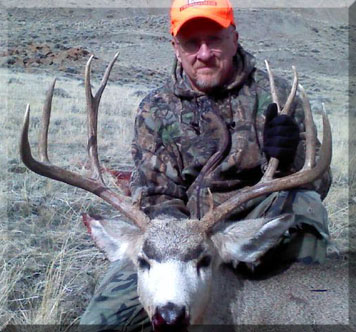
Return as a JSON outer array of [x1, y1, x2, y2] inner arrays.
[[20, 53, 331, 331], [83, 212, 296, 329]]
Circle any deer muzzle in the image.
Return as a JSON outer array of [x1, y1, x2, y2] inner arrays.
[[152, 302, 190, 331]]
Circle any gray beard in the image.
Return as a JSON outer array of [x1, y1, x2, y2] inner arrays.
[[195, 78, 220, 91], [195, 76, 222, 92]]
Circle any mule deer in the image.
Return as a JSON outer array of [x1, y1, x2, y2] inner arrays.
[[20, 53, 334, 330]]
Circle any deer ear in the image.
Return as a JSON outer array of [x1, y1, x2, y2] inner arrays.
[[211, 214, 295, 267], [82, 214, 143, 262]]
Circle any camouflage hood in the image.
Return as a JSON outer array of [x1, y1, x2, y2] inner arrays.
[[171, 44, 257, 99]]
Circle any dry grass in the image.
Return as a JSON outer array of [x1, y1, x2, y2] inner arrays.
[[2, 67, 142, 327], [323, 113, 349, 257], [1, 65, 349, 327]]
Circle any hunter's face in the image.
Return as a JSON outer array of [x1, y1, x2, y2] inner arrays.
[[173, 18, 238, 93]]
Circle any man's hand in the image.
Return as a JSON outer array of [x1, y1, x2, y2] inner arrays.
[[263, 103, 300, 168]]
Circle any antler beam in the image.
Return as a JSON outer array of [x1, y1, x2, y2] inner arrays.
[[20, 53, 150, 230], [201, 64, 332, 232]]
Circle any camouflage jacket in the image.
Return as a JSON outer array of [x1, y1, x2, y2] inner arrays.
[[130, 45, 332, 220]]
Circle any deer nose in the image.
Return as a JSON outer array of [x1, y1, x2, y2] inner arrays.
[[152, 302, 189, 331]]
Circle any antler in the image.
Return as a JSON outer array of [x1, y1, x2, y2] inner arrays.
[[187, 110, 231, 220], [261, 61, 299, 181], [201, 63, 332, 232], [20, 53, 150, 230]]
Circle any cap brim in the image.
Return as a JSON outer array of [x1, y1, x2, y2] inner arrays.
[[172, 15, 231, 36]]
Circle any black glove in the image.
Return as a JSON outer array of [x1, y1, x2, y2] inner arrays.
[[263, 103, 300, 168]]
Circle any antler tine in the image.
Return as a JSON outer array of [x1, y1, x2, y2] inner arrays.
[[38, 78, 56, 163], [264, 60, 281, 113], [20, 53, 150, 230], [201, 69, 332, 233], [85, 55, 103, 184], [97, 51, 120, 99], [20, 105, 103, 193], [85, 52, 119, 184], [299, 84, 317, 169], [261, 62, 298, 182], [85, 52, 119, 104], [283, 66, 298, 115], [21, 105, 34, 164]]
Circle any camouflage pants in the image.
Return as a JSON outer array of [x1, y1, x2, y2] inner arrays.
[[79, 189, 329, 330], [79, 258, 152, 332]]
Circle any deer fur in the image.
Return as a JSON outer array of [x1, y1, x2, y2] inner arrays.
[[84, 214, 297, 324]]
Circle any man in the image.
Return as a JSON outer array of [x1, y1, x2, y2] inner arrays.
[[80, 0, 331, 330]]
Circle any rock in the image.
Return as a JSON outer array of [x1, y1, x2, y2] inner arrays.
[[8, 165, 27, 174], [65, 67, 79, 74], [54, 87, 71, 98], [7, 56, 17, 65]]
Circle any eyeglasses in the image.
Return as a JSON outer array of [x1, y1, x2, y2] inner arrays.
[[176, 35, 227, 54]]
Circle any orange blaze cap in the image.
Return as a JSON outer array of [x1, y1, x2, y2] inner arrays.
[[170, 0, 235, 36]]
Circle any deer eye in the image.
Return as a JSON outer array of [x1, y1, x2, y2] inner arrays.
[[138, 257, 150, 271], [197, 255, 211, 271]]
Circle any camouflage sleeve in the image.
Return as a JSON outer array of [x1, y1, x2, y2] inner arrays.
[[130, 91, 190, 219], [256, 71, 332, 200]]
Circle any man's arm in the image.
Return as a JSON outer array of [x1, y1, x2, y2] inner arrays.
[[256, 70, 332, 200], [130, 91, 190, 219]]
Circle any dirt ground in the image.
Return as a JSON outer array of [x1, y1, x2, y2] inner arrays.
[[1, 3, 353, 330], [1, 7, 350, 106]]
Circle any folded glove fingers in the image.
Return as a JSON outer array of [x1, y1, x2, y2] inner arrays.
[[265, 103, 278, 122], [263, 103, 300, 169], [263, 136, 299, 149], [267, 114, 299, 128], [264, 125, 300, 137]]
